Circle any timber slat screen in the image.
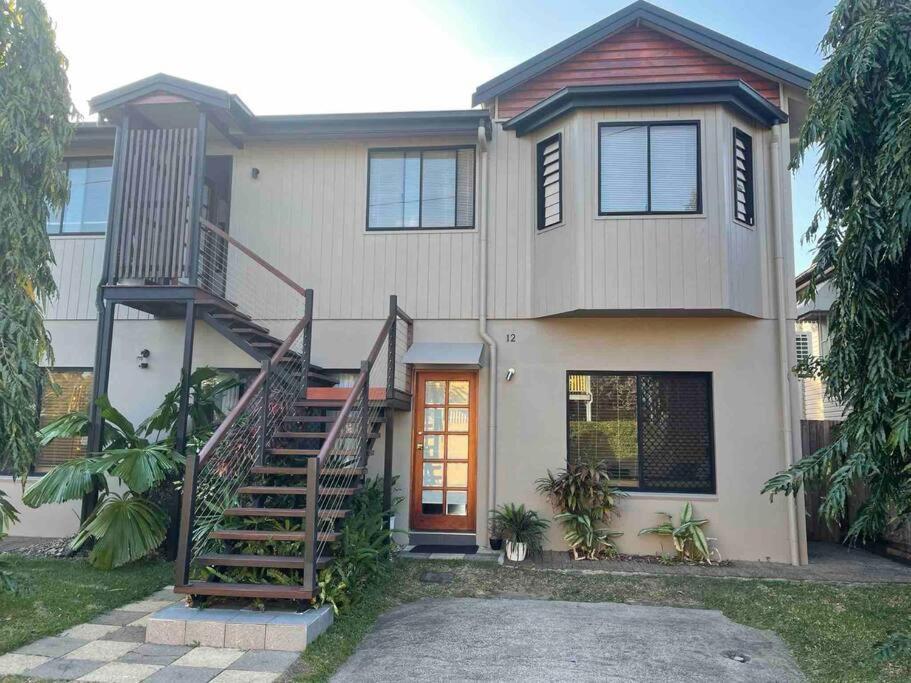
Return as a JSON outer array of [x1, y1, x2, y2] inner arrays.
[[113, 128, 197, 283]]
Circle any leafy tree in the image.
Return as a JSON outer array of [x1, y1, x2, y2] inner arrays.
[[0, 0, 75, 479], [763, 0, 911, 540]]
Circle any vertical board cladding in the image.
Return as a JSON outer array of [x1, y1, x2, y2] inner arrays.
[[227, 137, 480, 322], [527, 103, 764, 316], [45, 236, 149, 321], [496, 25, 781, 120]]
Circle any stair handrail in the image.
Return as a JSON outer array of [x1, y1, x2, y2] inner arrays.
[[174, 289, 314, 587], [198, 217, 308, 297], [303, 296, 412, 589]]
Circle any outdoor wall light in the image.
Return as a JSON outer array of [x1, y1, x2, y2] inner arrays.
[[251, 167, 260, 179], [137, 349, 150, 369], [505, 368, 516, 381]]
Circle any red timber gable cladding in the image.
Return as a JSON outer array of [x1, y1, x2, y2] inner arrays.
[[496, 25, 781, 119]]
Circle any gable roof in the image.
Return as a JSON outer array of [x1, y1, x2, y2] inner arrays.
[[472, 0, 814, 107], [89, 73, 255, 129]]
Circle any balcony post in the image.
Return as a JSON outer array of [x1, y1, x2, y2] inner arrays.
[[257, 358, 270, 467], [383, 296, 397, 519], [301, 289, 314, 399], [186, 110, 208, 285]]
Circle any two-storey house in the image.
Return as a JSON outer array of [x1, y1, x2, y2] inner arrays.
[[5, 1, 814, 599]]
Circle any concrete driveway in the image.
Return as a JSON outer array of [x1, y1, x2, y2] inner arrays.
[[332, 597, 803, 682]]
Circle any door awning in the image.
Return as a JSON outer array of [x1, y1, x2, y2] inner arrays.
[[403, 342, 485, 368]]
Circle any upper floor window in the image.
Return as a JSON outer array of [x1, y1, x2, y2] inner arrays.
[[567, 371, 715, 493], [367, 147, 475, 230], [598, 122, 700, 215], [733, 128, 755, 225], [46, 158, 113, 234], [537, 133, 562, 229]]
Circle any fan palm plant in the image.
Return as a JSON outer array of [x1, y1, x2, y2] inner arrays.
[[23, 367, 237, 569]]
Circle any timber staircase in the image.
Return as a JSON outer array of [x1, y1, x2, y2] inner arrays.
[[169, 233, 414, 602]]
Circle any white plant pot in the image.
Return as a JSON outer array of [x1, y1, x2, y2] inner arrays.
[[505, 541, 527, 562]]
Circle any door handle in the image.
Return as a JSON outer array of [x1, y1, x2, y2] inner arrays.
[[416, 443, 423, 450]]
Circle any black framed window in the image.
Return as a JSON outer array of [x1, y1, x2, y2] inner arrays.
[[35, 369, 93, 473], [537, 133, 562, 229], [46, 158, 113, 234], [567, 371, 715, 493], [598, 122, 700, 215], [367, 147, 475, 230], [733, 128, 755, 225]]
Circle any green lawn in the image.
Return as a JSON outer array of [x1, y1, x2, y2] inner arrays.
[[295, 559, 911, 683], [0, 555, 173, 654]]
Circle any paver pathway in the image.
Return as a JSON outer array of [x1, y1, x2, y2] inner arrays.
[[0, 587, 301, 682]]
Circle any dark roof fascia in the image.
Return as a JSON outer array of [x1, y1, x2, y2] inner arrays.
[[472, 0, 814, 106], [89, 73, 253, 129], [249, 110, 491, 140], [502, 81, 787, 136], [71, 122, 117, 145]]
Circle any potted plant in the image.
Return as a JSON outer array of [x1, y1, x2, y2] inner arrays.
[[488, 513, 503, 551], [489, 503, 549, 562]]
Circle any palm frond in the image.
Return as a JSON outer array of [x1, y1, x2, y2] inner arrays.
[[22, 457, 108, 507], [72, 492, 167, 569], [36, 412, 90, 446], [97, 445, 184, 493], [0, 491, 19, 535]]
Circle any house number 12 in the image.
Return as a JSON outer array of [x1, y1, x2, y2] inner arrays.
[[505, 333, 516, 342]]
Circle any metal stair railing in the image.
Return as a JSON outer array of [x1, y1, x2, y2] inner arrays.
[[304, 296, 413, 590]]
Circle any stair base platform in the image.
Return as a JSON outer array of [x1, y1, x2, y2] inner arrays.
[[147, 602, 333, 651]]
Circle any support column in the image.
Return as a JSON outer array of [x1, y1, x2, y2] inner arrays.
[[186, 110, 207, 286], [81, 300, 116, 522], [169, 300, 197, 564]]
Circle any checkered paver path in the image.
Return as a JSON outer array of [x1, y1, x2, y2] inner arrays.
[[0, 586, 302, 682]]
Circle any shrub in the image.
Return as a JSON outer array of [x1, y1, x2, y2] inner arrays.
[[313, 477, 397, 614], [638, 501, 716, 564], [536, 461, 625, 560]]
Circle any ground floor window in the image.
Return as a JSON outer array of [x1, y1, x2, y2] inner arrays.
[[36, 369, 94, 473], [567, 371, 715, 493]]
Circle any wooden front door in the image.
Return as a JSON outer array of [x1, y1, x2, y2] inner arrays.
[[410, 371, 477, 532]]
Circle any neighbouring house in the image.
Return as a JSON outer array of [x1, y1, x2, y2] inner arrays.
[[3, 1, 816, 598], [795, 269, 846, 422]]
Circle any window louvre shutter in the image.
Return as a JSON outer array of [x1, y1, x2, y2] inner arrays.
[[537, 133, 562, 229], [733, 128, 755, 225]]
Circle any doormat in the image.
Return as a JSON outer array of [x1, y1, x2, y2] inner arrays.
[[411, 544, 478, 554]]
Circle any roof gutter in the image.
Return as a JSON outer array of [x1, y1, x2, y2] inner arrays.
[[476, 122, 498, 538]]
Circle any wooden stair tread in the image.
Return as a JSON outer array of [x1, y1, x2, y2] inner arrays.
[[251, 465, 365, 476], [238, 485, 357, 496], [274, 431, 379, 439], [175, 581, 312, 600], [223, 507, 351, 519], [266, 448, 321, 456], [194, 554, 331, 569], [210, 529, 338, 542]]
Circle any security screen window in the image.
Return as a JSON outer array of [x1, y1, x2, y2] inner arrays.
[[367, 147, 475, 230], [567, 372, 715, 493], [599, 122, 700, 215], [46, 158, 114, 234]]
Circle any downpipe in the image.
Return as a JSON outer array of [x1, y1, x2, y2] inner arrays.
[[477, 123, 498, 529], [770, 127, 801, 566]]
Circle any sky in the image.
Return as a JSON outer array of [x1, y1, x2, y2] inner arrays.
[[43, 0, 831, 271]]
